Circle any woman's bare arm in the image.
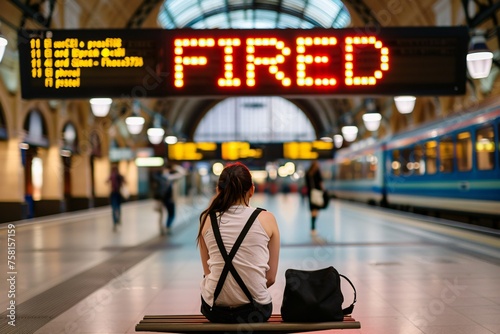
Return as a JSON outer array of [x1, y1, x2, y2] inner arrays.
[[259, 211, 280, 287], [199, 218, 211, 276]]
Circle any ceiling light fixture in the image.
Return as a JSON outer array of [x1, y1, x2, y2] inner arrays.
[[467, 31, 494, 79]]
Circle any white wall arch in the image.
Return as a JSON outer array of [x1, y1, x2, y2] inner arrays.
[[21, 101, 56, 144], [23, 109, 50, 147], [61, 101, 88, 153]]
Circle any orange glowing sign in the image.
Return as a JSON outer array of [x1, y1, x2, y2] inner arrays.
[[19, 27, 468, 99], [172, 35, 389, 89]]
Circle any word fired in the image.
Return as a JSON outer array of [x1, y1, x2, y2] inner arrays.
[[173, 35, 389, 90]]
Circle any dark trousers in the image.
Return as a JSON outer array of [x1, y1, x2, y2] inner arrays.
[[201, 297, 272, 324], [110, 191, 122, 225], [163, 200, 175, 228]]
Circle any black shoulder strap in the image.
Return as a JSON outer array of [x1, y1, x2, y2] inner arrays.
[[340, 274, 357, 315], [210, 208, 265, 305]]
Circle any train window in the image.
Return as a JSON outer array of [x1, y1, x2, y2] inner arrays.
[[456, 131, 472, 171], [425, 141, 437, 175], [413, 145, 425, 175], [353, 157, 363, 179], [366, 154, 377, 179], [401, 148, 412, 175], [439, 136, 454, 173], [476, 125, 495, 170], [339, 159, 352, 180], [391, 150, 401, 176]]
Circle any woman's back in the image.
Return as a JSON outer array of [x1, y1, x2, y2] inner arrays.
[[197, 162, 279, 323], [200, 206, 271, 307]]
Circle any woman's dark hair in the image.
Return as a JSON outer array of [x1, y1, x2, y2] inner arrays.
[[197, 162, 253, 245]]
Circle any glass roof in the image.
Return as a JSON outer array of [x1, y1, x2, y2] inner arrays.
[[194, 97, 315, 142], [159, 0, 350, 142], [158, 0, 351, 29]]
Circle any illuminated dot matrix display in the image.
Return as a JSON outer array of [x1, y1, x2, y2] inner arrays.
[[19, 27, 468, 99]]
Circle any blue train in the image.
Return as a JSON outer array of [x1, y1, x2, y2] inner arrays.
[[330, 99, 500, 228]]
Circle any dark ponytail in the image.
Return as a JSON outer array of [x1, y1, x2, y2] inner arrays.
[[197, 162, 253, 245]]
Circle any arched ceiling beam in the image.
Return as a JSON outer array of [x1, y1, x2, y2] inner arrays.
[[461, 0, 500, 69], [224, 0, 232, 27], [290, 98, 334, 137], [344, 0, 380, 26], [462, 0, 500, 28], [126, 0, 163, 28], [127, 0, 379, 30], [9, 0, 56, 28], [275, 0, 283, 26], [184, 3, 325, 28]]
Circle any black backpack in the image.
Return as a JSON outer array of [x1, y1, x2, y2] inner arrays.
[[281, 266, 356, 322]]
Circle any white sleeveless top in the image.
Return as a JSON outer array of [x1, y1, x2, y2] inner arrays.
[[200, 205, 271, 307]]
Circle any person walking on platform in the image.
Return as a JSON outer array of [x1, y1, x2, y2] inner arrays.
[[107, 164, 126, 231], [305, 160, 324, 236], [152, 169, 166, 231], [197, 162, 280, 324], [158, 163, 186, 235]]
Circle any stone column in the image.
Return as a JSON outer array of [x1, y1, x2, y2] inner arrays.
[[0, 138, 26, 222]]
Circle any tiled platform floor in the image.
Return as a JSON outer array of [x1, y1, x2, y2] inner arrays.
[[1, 193, 500, 334]]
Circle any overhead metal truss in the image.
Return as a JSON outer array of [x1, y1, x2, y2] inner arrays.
[[345, 0, 380, 26], [129, 0, 380, 29], [126, 0, 163, 28], [9, 0, 56, 28], [461, 0, 500, 69]]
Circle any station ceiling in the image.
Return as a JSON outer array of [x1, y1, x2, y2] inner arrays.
[[2, 0, 500, 141]]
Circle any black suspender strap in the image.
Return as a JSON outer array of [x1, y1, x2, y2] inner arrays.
[[210, 208, 264, 305]]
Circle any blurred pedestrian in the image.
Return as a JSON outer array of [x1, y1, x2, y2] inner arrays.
[[107, 164, 126, 231], [305, 160, 324, 235], [152, 169, 166, 231], [158, 163, 186, 235]]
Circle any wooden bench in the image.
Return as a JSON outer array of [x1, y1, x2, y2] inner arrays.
[[135, 314, 361, 333]]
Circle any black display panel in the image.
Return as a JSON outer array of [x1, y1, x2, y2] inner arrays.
[[18, 29, 167, 99], [18, 27, 468, 99]]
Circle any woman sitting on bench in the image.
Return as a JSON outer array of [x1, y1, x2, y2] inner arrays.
[[197, 162, 281, 324]]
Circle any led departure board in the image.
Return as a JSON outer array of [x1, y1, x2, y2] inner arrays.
[[283, 141, 334, 159], [166, 141, 334, 161], [19, 29, 166, 99], [167, 142, 219, 161], [19, 27, 468, 99]]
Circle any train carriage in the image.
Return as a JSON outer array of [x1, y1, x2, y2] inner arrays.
[[331, 138, 385, 205], [331, 99, 500, 227]]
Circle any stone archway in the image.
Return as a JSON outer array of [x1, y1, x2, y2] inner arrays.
[[22, 109, 50, 218]]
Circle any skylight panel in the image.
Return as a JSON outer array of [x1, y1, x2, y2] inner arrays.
[[200, 0, 225, 12], [283, 0, 306, 13], [158, 0, 351, 30], [205, 13, 230, 28], [277, 13, 302, 28]]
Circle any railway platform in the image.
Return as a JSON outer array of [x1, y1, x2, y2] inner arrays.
[[1, 193, 500, 334]]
